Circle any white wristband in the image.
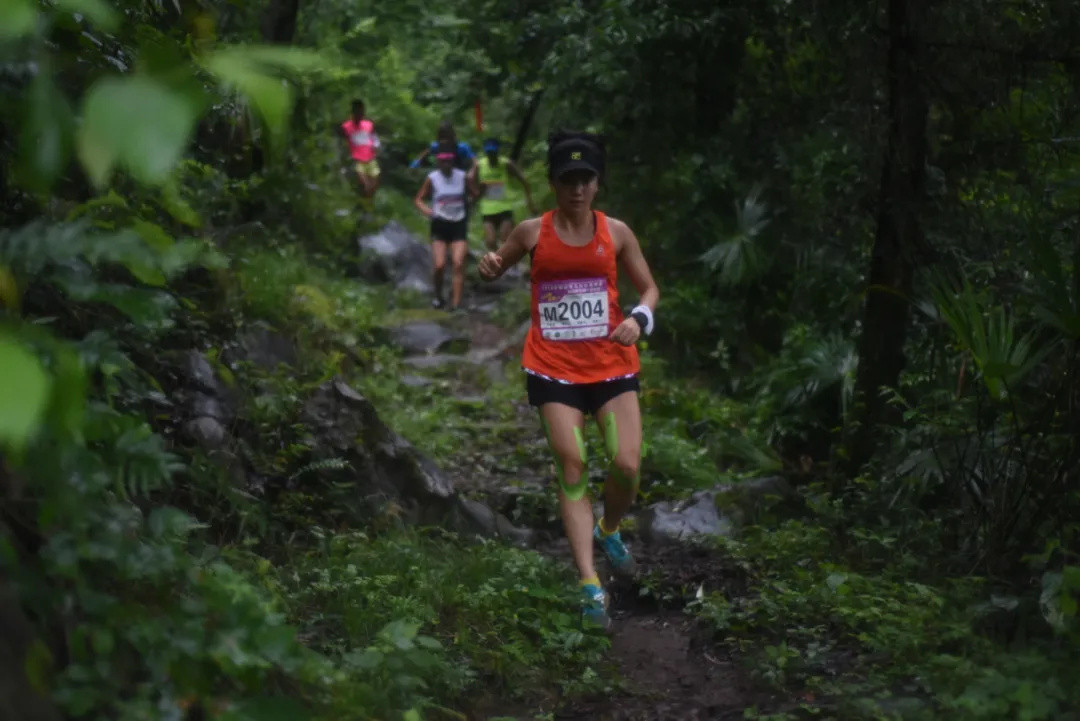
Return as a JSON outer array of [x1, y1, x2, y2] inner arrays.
[[631, 305, 654, 336]]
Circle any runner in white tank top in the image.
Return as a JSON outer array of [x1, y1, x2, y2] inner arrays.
[[414, 150, 476, 311], [428, 167, 467, 222]]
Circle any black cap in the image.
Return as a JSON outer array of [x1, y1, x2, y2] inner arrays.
[[548, 138, 603, 180]]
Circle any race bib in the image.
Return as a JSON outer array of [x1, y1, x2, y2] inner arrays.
[[350, 131, 371, 146], [436, 196, 466, 222], [537, 278, 609, 341], [486, 182, 506, 200]]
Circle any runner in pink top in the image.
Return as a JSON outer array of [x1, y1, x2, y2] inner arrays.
[[338, 99, 381, 206]]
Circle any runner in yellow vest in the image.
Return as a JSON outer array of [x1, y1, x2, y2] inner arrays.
[[474, 138, 538, 251]]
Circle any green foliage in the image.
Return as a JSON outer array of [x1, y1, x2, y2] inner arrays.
[[336, 619, 458, 720], [4, 0, 1080, 718], [929, 274, 1050, 400], [233, 244, 382, 342], [0, 332, 51, 448], [78, 74, 206, 187], [700, 185, 773, 287], [2, 327, 325, 720], [629, 354, 787, 499], [200, 45, 325, 151], [281, 530, 609, 717], [692, 514, 1080, 719], [1027, 234, 1080, 340]]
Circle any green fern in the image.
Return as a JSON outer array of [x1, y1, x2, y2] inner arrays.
[[289, 457, 352, 482], [788, 333, 858, 419], [699, 184, 772, 287], [930, 273, 1053, 400], [85, 403, 182, 499], [1027, 234, 1080, 339]]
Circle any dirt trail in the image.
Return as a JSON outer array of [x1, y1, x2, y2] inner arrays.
[[570, 612, 749, 721], [403, 287, 776, 720], [542, 542, 769, 721]]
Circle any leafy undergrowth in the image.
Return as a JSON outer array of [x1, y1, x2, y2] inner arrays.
[[272, 529, 610, 718], [691, 510, 1080, 720]]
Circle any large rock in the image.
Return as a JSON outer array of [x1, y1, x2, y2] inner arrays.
[[714, 475, 797, 525], [299, 380, 534, 542], [357, 220, 432, 294], [182, 350, 221, 394], [640, 489, 734, 544], [189, 392, 229, 421], [640, 476, 798, 544], [183, 416, 228, 451], [301, 379, 455, 523], [451, 497, 535, 547], [401, 353, 467, 370], [231, 322, 296, 370], [401, 352, 507, 386], [176, 350, 235, 452], [388, 321, 463, 355]]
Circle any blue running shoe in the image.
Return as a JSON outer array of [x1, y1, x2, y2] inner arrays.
[[580, 582, 611, 630], [594, 523, 637, 577]]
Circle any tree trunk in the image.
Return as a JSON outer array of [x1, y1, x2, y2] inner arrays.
[[847, 0, 929, 472], [510, 89, 544, 164], [260, 0, 300, 43], [0, 577, 64, 721]]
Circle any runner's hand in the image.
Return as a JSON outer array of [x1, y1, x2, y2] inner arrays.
[[478, 252, 503, 280], [609, 318, 641, 346]]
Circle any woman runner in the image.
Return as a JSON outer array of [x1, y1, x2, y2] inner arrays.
[[409, 120, 476, 172], [475, 137, 538, 250], [338, 99, 380, 208], [415, 148, 475, 311], [477, 130, 659, 628]]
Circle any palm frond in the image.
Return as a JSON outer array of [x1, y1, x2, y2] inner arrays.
[[930, 272, 1054, 399], [699, 184, 772, 287]]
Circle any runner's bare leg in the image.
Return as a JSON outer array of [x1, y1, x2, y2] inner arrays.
[[595, 390, 642, 530], [431, 240, 447, 302], [450, 240, 468, 308], [540, 402, 596, 582]]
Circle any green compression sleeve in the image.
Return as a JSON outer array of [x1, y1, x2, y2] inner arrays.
[[542, 418, 589, 500]]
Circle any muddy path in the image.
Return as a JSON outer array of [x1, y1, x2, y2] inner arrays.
[[538, 542, 776, 721], [390, 277, 782, 720]]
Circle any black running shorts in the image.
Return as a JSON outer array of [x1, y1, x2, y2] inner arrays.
[[526, 373, 640, 415], [431, 217, 467, 243], [482, 210, 514, 226]]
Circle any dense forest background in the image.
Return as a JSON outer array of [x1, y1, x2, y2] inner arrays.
[[1, 0, 1079, 719]]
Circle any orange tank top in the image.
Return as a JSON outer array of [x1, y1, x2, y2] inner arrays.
[[521, 210, 639, 384]]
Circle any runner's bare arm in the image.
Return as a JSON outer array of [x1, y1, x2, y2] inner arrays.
[[413, 177, 433, 217], [610, 219, 659, 311], [478, 217, 540, 280], [606, 219, 658, 346]]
